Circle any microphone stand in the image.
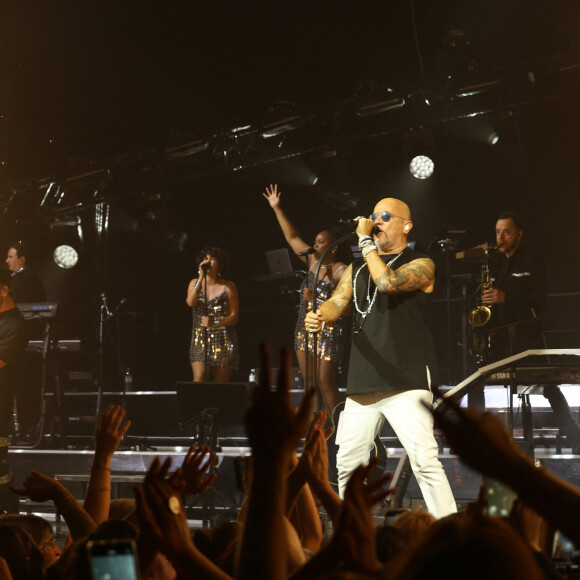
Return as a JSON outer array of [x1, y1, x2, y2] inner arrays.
[[309, 231, 356, 403], [202, 267, 210, 380], [96, 294, 113, 420]]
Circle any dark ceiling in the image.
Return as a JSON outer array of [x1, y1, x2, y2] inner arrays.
[[2, 1, 579, 176]]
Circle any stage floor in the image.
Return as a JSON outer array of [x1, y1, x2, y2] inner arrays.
[[9, 440, 580, 518]]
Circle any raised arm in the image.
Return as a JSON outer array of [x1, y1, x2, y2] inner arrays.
[[433, 400, 580, 549], [186, 256, 210, 307], [238, 345, 315, 580], [84, 404, 131, 524], [263, 184, 311, 261], [11, 471, 95, 540], [134, 457, 231, 580]]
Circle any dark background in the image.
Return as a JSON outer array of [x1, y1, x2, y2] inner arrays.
[[1, 1, 579, 388]]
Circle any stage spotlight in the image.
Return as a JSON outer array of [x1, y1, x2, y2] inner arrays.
[[403, 127, 436, 180], [488, 131, 499, 145], [409, 155, 434, 179], [53, 244, 79, 269]]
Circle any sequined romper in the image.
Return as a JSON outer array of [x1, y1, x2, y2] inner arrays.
[[189, 286, 239, 369], [294, 267, 346, 362]]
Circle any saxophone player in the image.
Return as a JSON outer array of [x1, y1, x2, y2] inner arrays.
[[474, 211, 580, 446]]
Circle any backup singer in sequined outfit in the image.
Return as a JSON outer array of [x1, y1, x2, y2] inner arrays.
[[264, 184, 347, 412], [186, 247, 239, 382], [294, 271, 346, 362]]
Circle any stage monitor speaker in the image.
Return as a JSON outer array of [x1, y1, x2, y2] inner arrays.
[[55, 393, 181, 440], [175, 382, 252, 438]]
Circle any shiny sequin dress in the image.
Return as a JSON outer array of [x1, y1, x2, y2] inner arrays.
[[189, 286, 239, 369], [294, 269, 346, 362]]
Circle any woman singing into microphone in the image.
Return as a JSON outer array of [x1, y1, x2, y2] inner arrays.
[[263, 184, 348, 411], [186, 246, 239, 382]]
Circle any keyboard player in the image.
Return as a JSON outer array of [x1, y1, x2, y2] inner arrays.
[[0, 268, 27, 512], [5, 241, 46, 442]]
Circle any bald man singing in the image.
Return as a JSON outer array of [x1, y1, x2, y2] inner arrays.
[[305, 197, 456, 518]]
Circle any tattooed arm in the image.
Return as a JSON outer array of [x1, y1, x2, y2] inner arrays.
[[304, 264, 353, 330], [366, 253, 435, 294]]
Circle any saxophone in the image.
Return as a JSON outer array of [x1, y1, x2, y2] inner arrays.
[[469, 249, 493, 327]]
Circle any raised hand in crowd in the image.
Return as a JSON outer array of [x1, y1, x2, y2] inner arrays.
[[238, 344, 315, 580], [285, 409, 328, 511], [433, 399, 531, 479], [179, 444, 218, 498], [289, 458, 391, 580], [433, 398, 580, 549], [135, 456, 231, 580], [334, 459, 391, 575], [85, 404, 131, 524], [244, 345, 314, 461], [283, 411, 325, 555], [11, 471, 94, 540], [297, 410, 343, 524]]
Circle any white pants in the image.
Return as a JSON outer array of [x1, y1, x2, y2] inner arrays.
[[336, 389, 457, 519]]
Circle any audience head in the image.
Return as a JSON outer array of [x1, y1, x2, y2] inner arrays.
[[389, 511, 545, 579], [0, 524, 43, 580], [375, 525, 405, 564], [388, 509, 436, 546], [0, 514, 60, 572]]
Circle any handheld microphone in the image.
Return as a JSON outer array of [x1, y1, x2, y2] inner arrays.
[[297, 248, 315, 256], [339, 217, 380, 235], [339, 217, 364, 228]]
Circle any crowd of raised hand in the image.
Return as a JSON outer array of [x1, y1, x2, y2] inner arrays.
[[0, 346, 579, 579]]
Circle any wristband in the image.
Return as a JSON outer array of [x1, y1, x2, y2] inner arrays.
[[88, 485, 111, 492], [362, 245, 378, 258], [358, 235, 372, 248]]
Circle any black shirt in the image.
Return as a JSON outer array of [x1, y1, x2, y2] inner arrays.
[[489, 244, 547, 356], [0, 307, 28, 433], [11, 267, 46, 304], [0, 308, 28, 372], [347, 248, 438, 394]]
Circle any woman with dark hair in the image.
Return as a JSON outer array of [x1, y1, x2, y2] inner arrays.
[[186, 246, 239, 382], [263, 184, 348, 411], [0, 514, 61, 574], [0, 524, 43, 580]]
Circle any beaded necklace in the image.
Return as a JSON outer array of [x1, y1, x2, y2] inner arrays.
[[353, 250, 404, 334]]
